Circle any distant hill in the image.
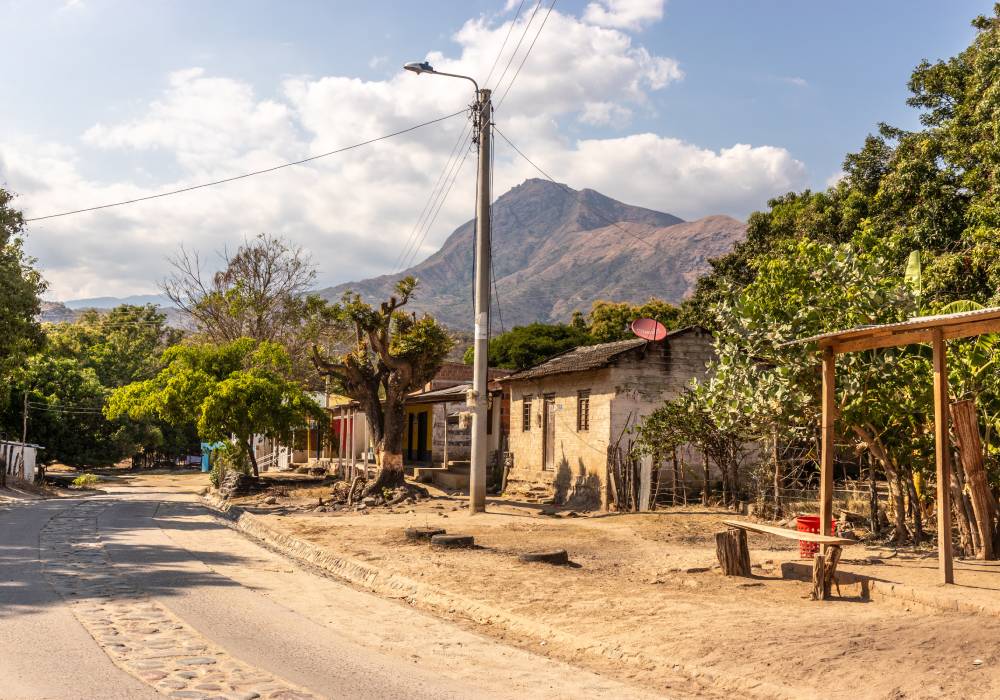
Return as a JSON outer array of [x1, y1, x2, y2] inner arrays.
[[62, 293, 171, 310], [318, 178, 746, 328]]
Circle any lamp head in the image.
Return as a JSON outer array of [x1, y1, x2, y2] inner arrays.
[[403, 61, 434, 75]]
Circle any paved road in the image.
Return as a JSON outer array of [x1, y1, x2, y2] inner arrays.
[[0, 481, 664, 699]]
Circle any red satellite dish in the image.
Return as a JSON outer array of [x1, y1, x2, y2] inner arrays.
[[631, 318, 668, 341]]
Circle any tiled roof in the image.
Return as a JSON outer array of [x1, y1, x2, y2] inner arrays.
[[500, 337, 649, 382]]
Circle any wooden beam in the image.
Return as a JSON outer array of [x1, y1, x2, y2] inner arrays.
[[820, 346, 836, 549], [831, 329, 934, 355], [932, 328, 955, 584], [941, 316, 1000, 342]]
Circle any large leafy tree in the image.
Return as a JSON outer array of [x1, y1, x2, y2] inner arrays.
[[0, 188, 46, 397], [108, 338, 322, 476], [464, 322, 592, 370], [163, 233, 323, 381], [4, 305, 193, 467], [587, 298, 679, 343], [311, 277, 452, 493]]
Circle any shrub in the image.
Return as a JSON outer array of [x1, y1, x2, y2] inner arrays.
[[72, 473, 100, 489], [209, 442, 251, 489]]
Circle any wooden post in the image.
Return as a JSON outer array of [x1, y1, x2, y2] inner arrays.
[[811, 554, 825, 601], [715, 528, 751, 576], [822, 545, 842, 599], [932, 329, 955, 584], [820, 346, 836, 550]]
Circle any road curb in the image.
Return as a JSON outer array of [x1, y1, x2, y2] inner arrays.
[[200, 495, 802, 700]]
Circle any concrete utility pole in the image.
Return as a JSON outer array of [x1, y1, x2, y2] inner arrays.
[[403, 61, 492, 514], [468, 87, 492, 513]]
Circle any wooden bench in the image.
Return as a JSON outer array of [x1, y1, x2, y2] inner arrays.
[[718, 519, 858, 600]]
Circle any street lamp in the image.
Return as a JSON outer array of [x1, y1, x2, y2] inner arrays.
[[404, 60, 492, 514]]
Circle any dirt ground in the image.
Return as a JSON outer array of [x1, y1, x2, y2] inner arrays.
[[219, 475, 1000, 700]]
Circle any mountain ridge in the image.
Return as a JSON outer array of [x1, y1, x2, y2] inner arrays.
[[318, 178, 745, 328]]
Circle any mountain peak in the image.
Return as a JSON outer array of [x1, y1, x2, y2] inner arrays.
[[318, 182, 744, 328]]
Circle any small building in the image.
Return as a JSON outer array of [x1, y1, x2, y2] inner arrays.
[[1, 440, 43, 483], [499, 328, 715, 509]]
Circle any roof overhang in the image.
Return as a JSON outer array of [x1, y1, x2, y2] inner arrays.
[[781, 306, 1000, 355]]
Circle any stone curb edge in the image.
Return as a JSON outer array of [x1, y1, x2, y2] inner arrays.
[[199, 495, 802, 700]]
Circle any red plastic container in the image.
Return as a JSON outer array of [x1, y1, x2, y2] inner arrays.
[[796, 516, 836, 559]]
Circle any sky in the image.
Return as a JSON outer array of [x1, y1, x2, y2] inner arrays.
[[0, 0, 992, 301]]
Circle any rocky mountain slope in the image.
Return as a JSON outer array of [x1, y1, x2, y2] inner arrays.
[[319, 179, 746, 329]]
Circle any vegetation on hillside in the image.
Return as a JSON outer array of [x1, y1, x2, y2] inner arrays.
[[641, 7, 1000, 556]]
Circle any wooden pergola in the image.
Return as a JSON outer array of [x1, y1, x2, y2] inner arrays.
[[786, 306, 1000, 585]]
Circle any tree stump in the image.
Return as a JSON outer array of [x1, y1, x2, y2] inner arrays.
[[715, 528, 751, 576], [430, 534, 475, 549], [822, 545, 842, 599], [519, 549, 569, 565], [404, 527, 446, 541], [811, 554, 825, 600]]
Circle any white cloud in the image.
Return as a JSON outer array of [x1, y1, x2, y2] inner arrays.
[[3, 4, 804, 301], [578, 101, 633, 126], [583, 0, 665, 30], [826, 170, 846, 188], [368, 55, 389, 70]]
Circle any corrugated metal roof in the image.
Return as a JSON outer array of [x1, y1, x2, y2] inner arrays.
[[500, 326, 707, 382], [780, 306, 1000, 350]]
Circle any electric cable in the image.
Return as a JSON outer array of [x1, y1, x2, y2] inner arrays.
[[24, 109, 467, 222], [493, 125, 656, 250]]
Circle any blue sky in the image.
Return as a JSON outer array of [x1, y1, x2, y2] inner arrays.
[[0, 0, 992, 299]]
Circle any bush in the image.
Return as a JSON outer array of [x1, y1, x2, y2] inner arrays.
[[72, 473, 100, 489], [209, 442, 251, 489]]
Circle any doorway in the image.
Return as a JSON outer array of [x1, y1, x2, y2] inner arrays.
[[542, 394, 556, 470]]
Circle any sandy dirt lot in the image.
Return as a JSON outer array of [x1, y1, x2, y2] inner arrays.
[[225, 477, 1000, 700]]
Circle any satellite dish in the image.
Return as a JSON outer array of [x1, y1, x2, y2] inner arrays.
[[631, 318, 668, 341]]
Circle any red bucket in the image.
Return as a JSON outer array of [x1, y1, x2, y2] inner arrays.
[[796, 516, 836, 559]]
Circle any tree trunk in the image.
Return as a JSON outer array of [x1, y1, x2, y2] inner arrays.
[[772, 430, 782, 519], [891, 474, 908, 544], [951, 399, 998, 559], [702, 452, 710, 506], [366, 392, 406, 495], [243, 438, 260, 478], [671, 448, 679, 506], [868, 452, 880, 535], [906, 471, 923, 545]]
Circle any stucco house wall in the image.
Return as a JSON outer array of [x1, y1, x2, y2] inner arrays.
[[503, 328, 716, 509]]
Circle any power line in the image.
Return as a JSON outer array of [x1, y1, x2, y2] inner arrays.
[[488, 114, 505, 336], [482, 0, 527, 88], [399, 133, 476, 271], [392, 119, 474, 271], [490, 0, 544, 97], [24, 109, 467, 223], [492, 124, 656, 250], [496, 0, 557, 111]]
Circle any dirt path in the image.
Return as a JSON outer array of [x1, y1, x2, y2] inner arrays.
[[230, 481, 1000, 700]]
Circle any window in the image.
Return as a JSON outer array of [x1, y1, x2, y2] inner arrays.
[[577, 390, 591, 431], [522, 395, 533, 432]]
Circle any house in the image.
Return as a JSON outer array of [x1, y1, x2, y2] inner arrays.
[[498, 327, 715, 509], [405, 380, 509, 490], [315, 362, 512, 485], [1, 440, 43, 483]]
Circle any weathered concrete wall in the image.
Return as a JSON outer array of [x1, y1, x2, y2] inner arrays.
[[505, 367, 613, 508], [505, 330, 718, 509]]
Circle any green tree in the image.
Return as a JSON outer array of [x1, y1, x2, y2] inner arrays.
[[108, 338, 322, 477], [587, 298, 679, 343], [163, 234, 324, 381], [0, 188, 46, 395], [465, 322, 592, 370], [312, 277, 452, 494]]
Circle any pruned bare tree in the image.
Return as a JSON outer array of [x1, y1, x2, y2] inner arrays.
[[162, 234, 321, 379]]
